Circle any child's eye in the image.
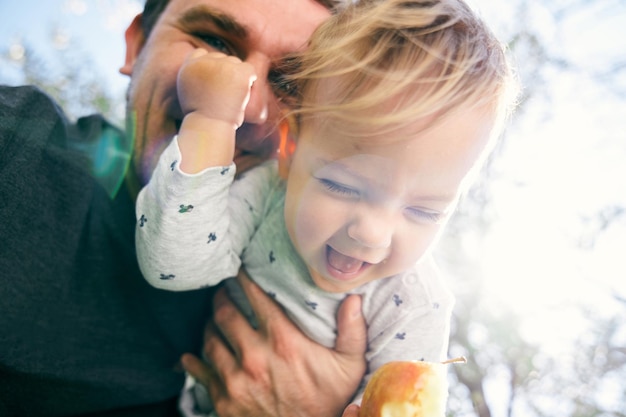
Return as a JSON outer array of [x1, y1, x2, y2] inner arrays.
[[405, 207, 442, 224], [318, 178, 360, 198], [194, 33, 234, 55]]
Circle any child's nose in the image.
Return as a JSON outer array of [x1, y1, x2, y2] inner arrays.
[[347, 209, 394, 249]]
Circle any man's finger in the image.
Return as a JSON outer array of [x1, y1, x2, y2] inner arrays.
[[202, 319, 240, 378], [181, 352, 227, 411], [181, 353, 215, 387], [235, 268, 287, 330], [210, 286, 259, 360], [342, 404, 361, 417], [335, 294, 367, 356]]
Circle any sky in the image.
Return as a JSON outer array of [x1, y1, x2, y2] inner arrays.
[[1, 0, 625, 414], [484, 2, 626, 308], [0, 0, 141, 99]]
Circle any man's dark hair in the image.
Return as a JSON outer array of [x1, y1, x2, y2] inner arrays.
[[140, 0, 340, 38], [141, 0, 169, 38]]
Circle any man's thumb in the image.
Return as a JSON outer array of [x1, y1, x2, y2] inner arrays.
[[335, 294, 367, 356]]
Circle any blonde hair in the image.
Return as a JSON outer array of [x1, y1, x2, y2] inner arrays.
[[284, 0, 518, 138]]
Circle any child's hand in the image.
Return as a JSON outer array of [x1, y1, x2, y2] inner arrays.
[[176, 49, 257, 172], [177, 49, 256, 130]]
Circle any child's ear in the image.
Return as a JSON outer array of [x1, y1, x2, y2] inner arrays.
[[278, 117, 298, 180]]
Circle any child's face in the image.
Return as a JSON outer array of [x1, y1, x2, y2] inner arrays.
[[284, 106, 495, 293]]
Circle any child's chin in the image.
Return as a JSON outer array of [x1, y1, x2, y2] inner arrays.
[[310, 270, 361, 293]]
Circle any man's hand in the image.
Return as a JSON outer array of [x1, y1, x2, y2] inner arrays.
[[181, 270, 368, 417], [342, 404, 361, 417]]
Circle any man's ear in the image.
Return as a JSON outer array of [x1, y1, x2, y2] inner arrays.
[[278, 117, 298, 180], [120, 14, 146, 76]]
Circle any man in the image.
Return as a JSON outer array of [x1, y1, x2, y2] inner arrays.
[[0, 0, 367, 416]]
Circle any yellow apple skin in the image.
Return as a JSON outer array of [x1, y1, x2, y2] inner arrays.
[[359, 361, 448, 417]]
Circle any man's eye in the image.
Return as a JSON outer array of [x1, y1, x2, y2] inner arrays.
[[268, 58, 301, 106], [405, 207, 442, 224], [194, 33, 233, 55], [318, 178, 360, 198], [268, 71, 299, 106]]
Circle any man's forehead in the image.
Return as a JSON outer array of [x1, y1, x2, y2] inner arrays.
[[166, 0, 331, 53]]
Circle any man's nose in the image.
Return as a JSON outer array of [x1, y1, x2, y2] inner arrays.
[[347, 207, 394, 249], [243, 54, 270, 125]]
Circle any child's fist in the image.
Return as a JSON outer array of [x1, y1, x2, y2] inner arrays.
[[177, 49, 256, 129]]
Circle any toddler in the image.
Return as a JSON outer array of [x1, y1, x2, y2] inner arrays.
[[136, 0, 517, 414]]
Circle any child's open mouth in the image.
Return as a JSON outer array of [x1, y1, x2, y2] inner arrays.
[[326, 246, 370, 279]]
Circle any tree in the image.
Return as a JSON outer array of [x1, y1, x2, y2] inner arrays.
[[1, 38, 124, 126], [438, 0, 626, 415]]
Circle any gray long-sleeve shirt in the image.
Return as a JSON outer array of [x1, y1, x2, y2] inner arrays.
[[136, 137, 454, 411]]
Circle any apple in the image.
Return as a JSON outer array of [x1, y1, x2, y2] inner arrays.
[[359, 357, 466, 417]]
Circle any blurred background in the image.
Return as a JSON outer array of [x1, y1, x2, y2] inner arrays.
[[1, 0, 625, 416]]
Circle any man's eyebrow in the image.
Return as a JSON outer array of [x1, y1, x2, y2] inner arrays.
[[178, 6, 248, 38]]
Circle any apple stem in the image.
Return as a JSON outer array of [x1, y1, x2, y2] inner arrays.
[[442, 356, 467, 365]]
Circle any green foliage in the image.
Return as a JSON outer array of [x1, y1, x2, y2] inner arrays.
[[1, 39, 124, 126]]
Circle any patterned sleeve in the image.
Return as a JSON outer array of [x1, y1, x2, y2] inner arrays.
[[135, 136, 271, 291]]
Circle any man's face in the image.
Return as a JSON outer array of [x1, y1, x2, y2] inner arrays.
[[121, 0, 330, 185]]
